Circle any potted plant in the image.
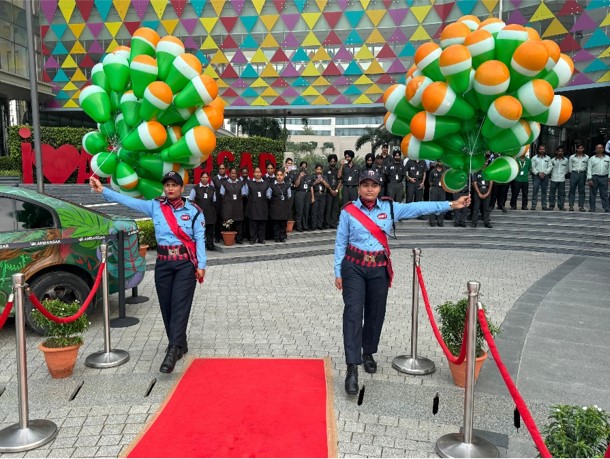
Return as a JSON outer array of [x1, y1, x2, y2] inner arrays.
[[31, 298, 89, 379], [542, 404, 610, 458], [221, 219, 237, 246], [286, 220, 295, 233], [436, 298, 499, 387]]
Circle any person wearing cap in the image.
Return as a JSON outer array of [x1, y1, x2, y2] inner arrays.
[[471, 169, 493, 228], [212, 164, 229, 243], [90, 172, 206, 374], [338, 150, 360, 205], [334, 170, 470, 395], [189, 171, 217, 251], [373, 154, 387, 196], [380, 143, 393, 168], [428, 161, 447, 226], [404, 158, 427, 203], [384, 148, 406, 203], [293, 160, 314, 231], [324, 154, 341, 229]]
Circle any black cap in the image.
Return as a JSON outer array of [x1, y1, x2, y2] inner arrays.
[[359, 169, 381, 184], [382, 143, 389, 147], [393, 148, 401, 157], [344, 149, 354, 159], [161, 171, 183, 186]]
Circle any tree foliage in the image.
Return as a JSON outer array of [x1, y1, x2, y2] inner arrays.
[[229, 117, 285, 141], [355, 126, 401, 153]]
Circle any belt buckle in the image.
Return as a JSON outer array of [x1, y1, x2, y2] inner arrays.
[[168, 248, 180, 256], [363, 254, 375, 263]]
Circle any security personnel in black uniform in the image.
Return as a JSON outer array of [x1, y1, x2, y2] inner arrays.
[[374, 154, 387, 196], [324, 154, 340, 229], [311, 164, 328, 230], [220, 168, 247, 243], [268, 169, 292, 242], [240, 167, 251, 241], [428, 161, 446, 226], [385, 149, 406, 202], [293, 161, 313, 231], [472, 170, 493, 228], [212, 164, 229, 243], [339, 150, 360, 205], [453, 183, 470, 227], [246, 167, 271, 244], [405, 159, 427, 202], [189, 171, 217, 251]]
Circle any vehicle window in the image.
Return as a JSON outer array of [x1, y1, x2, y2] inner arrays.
[[0, 197, 55, 232]]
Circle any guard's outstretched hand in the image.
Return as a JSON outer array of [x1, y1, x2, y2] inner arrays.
[[453, 195, 471, 209], [89, 176, 104, 194]]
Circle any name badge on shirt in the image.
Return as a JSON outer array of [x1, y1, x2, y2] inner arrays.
[[257, 191, 261, 198], [281, 195, 285, 201], [181, 214, 190, 221], [395, 174, 399, 181], [203, 193, 208, 199], [519, 171, 524, 176], [304, 184, 308, 189], [416, 171, 420, 176], [377, 213, 387, 219], [347, 176, 352, 181], [233, 194, 237, 200]]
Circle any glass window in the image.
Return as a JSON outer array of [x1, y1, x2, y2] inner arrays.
[[0, 198, 55, 232], [14, 43, 27, 77], [0, 2, 13, 22]]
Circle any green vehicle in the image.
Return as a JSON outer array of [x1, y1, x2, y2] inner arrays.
[[0, 185, 146, 333]]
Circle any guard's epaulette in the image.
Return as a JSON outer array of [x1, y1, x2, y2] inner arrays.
[[189, 200, 203, 213], [380, 196, 394, 202], [155, 197, 165, 202]]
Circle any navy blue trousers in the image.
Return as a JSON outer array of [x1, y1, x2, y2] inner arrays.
[[341, 259, 390, 365], [154, 259, 196, 349]]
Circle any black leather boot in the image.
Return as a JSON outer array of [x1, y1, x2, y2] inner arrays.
[[160, 345, 183, 373], [362, 353, 377, 374], [345, 364, 359, 395]]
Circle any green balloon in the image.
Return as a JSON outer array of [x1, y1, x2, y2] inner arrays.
[[465, 152, 486, 173], [440, 151, 465, 170], [98, 119, 116, 138], [441, 168, 468, 192]]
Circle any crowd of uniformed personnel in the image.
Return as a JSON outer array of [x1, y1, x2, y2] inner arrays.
[[188, 141, 610, 249]]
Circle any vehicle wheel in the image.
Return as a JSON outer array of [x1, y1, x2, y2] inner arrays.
[[24, 272, 91, 335]]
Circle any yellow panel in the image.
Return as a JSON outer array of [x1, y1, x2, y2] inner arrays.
[[215, 78, 229, 88], [355, 45, 374, 60], [71, 69, 88, 82], [251, 77, 269, 88], [597, 70, 610, 82], [365, 10, 385, 27], [200, 18, 218, 33], [260, 15, 279, 31], [410, 6, 432, 23], [210, 50, 229, 65], [410, 25, 431, 41], [68, 23, 86, 39], [365, 29, 386, 44], [311, 46, 332, 61], [150, 0, 168, 19], [261, 87, 279, 97], [211, 0, 225, 16], [200, 36, 219, 50], [64, 99, 79, 108], [251, 97, 269, 106], [364, 84, 383, 95], [530, 2, 555, 21], [481, 0, 499, 13], [106, 39, 120, 52], [261, 33, 279, 48], [251, 49, 269, 63], [105, 22, 123, 38], [302, 31, 321, 47], [354, 75, 373, 85], [364, 60, 385, 75], [542, 18, 569, 38], [63, 81, 78, 90], [312, 76, 330, 86], [359, 0, 371, 10], [315, 0, 328, 11], [354, 94, 373, 104], [70, 41, 86, 54], [203, 65, 220, 78], [302, 13, 322, 29], [252, 0, 265, 14], [302, 86, 321, 96], [161, 19, 179, 35], [113, 0, 130, 21], [599, 46, 610, 58], [312, 95, 330, 105], [601, 13, 610, 27], [260, 63, 280, 78], [58, 0, 76, 22], [302, 62, 321, 77]]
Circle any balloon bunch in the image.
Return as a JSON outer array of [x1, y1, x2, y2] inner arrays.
[[79, 28, 224, 198], [383, 16, 574, 192]]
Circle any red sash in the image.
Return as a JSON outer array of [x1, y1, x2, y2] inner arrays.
[[343, 202, 394, 287], [159, 203, 200, 278]]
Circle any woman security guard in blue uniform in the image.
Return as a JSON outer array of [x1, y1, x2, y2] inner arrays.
[[90, 172, 206, 374], [334, 169, 470, 395]]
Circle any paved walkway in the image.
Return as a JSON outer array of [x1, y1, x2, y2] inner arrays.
[[0, 248, 608, 458]]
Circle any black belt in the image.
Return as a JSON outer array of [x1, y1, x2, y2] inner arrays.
[[593, 174, 608, 177], [157, 245, 187, 256], [346, 245, 387, 264]]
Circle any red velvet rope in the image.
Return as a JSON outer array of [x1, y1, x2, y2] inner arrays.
[[477, 307, 552, 458], [28, 262, 105, 324], [416, 265, 468, 365], [0, 300, 14, 329], [604, 444, 610, 458]]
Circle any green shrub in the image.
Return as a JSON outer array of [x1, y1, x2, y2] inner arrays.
[[0, 155, 21, 171], [31, 298, 89, 348], [136, 219, 156, 249], [0, 169, 21, 177], [543, 404, 610, 458]]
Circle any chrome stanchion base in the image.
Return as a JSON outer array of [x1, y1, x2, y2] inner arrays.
[[435, 432, 500, 458], [0, 419, 58, 453], [392, 355, 436, 375], [85, 349, 130, 368]]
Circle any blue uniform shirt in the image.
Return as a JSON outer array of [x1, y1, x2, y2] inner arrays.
[[102, 188, 207, 269], [334, 198, 450, 277]]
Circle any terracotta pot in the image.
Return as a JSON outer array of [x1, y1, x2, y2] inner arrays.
[[286, 220, 295, 233], [139, 244, 149, 257], [38, 342, 81, 379], [447, 352, 487, 387], [221, 231, 237, 246]]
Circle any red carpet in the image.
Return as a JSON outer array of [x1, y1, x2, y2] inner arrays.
[[125, 358, 337, 458]]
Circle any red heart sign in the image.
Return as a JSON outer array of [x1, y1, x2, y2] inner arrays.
[[42, 144, 81, 183]]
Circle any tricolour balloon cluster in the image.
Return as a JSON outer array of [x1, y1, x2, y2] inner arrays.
[[79, 28, 224, 198], [383, 16, 574, 192]]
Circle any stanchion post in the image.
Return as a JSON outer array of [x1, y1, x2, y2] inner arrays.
[[0, 274, 57, 453], [86, 244, 130, 368], [435, 281, 499, 458], [110, 231, 139, 328], [392, 248, 435, 375]]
